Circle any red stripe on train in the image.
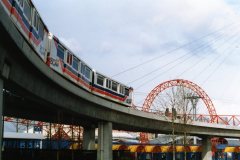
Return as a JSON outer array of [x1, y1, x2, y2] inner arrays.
[[92, 87, 126, 102], [11, 7, 29, 36], [2, 0, 11, 12]]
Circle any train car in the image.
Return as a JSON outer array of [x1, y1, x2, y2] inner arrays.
[[0, 0, 49, 61], [48, 35, 93, 91], [92, 71, 133, 106]]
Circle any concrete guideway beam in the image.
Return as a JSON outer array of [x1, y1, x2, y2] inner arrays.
[[97, 122, 112, 160], [202, 136, 212, 160], [83, 125, 96, 150]]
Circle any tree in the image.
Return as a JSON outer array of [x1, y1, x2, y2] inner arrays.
[[151, 85, 200, 160]]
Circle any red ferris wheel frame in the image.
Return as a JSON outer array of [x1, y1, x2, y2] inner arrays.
[[142, 79, 217, 121]]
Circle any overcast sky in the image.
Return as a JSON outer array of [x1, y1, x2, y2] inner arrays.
[[32, 0, 240, 115]]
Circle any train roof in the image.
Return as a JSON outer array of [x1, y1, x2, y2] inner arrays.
[[4, 132, 45, 140]]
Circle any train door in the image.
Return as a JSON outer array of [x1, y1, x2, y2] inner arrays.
[[30, 9, 49, 62]]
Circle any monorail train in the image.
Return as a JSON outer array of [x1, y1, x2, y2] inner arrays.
[[0, 0, 133, 106]]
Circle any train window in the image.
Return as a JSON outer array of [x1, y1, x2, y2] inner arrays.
[[161, 153, 167, 160], [67, 52, 72, 65], [106, 79, 112, 89], [119, 85, 124, 94], [20, 141, 26, 148], [125, 88, 129, 96], [27, 141, 33, 148], [112, 82, 118, 92], [17, 0, 23, 8], [23, 0, 31, 21], [85, 67, 91, 79], [9, 140, 15, 148], [33, 11, 39, 31], [176, 154, 181, 160], [72, 56, 79, 71], [20, 0, 23, 7], [57, 45, 65, 60], [190, 154, 196, 160], [38, 21, 44, 40], [81, 63, 85, 75], [97, 75, 104, 86]]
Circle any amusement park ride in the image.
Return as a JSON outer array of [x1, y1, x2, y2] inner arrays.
[[139, 79, 240, 143], [4, 79, 240, 145]]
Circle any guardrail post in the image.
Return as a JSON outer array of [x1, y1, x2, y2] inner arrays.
[[83, 125, 95, 150], [97, 122, 112, 160], [202, 136, 212, 160]]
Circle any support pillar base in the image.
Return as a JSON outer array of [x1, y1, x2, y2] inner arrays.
[[83, 125, 95, 150], [202, 136, 212, 160], [97, 122, 112, 160]]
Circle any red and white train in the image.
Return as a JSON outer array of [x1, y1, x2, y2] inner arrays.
[[1, 0, 133, 106]]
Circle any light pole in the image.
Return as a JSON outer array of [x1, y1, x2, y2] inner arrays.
[[171, 107, 176, 160], [183, 98, 187, 160], [183, 95, 201, 160]]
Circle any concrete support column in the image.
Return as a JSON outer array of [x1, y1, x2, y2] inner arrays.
[[202, 136, 212, 160], [97, 122, 112, 160], [83, 125, 95, 150], [0, 79, 3, 160]]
